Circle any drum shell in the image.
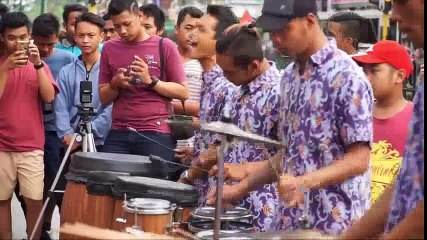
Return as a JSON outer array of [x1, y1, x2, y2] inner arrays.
[[188, 220, 254, 234], [83, 172, 129, 229], [122, 198, 173, 234]]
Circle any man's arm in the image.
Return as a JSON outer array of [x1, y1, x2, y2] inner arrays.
[[91, 104, 113, 140], [99, 83, 119, 105], [36, 63, 56, 103], [54, 69, 74, 140], [341, 182, 396, 240], [0, 60, 9, 99], [151, 80, 189, 101], [300, 142, 371, 189], [383, 199, 424, 240], [172, 100, 200, 117]]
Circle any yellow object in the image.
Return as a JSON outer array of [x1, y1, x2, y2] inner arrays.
[[89, 4, 96, 14], [370, 141, 402, 204], [382, 13, 389, 40]]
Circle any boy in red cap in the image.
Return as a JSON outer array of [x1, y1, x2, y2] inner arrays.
[[352, 40, 414, 203]]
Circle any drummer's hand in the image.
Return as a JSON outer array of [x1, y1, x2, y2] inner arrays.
[[206, 183, 246, 207], [199, 145, 218, 170], [209, 163, 248, 182], [278, 174, 305, 208], [174, 147, 194, 165]]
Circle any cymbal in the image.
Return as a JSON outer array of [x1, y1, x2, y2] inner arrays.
[[200, 121, 285, 148]]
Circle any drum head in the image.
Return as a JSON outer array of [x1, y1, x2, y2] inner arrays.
[[191, 207, 252, 221], [125, 198, 171, 215], [86, 171, 129, 196], [68, 153, 164, 182]]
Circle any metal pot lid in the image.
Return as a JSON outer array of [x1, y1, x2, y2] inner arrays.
[[191, 207, 252, 221], [195, 230, 252, 240], [127, 198, 171, 210]]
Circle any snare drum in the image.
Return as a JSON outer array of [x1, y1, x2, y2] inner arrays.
[[197, 230, 337, 240], [123, 198, 174, 234], [188, 207, 254, 234], [111, 176, 199, 231], [83, 171, 129, 229], [61, 152, 164, 227]]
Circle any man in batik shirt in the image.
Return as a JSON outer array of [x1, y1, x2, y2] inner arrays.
[[206, 24, 282, 232], [209, 0, 373, 235], [342, 0, 424, 239], [177, 5, 239, 206]]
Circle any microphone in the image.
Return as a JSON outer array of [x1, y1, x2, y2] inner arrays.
[[127, 127, 209, 173]]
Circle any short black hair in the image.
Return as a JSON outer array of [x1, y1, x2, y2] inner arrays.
[[177, 6, 203, 27], [216, 25, 264, 69], [206, 5, 239, 39], [108, 0, 139, 16], [329, 12, 363, 49], [139, 4, 165, 31], [102, 13, 112, 21], [0, 12, 31, 35], [62, 4, 88, 23], [32, 13, 60, 37], [75, 12, 105, 33], [0, 3, 9, 16]]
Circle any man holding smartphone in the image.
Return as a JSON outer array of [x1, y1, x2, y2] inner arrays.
[[99, 0, 188, 180], [0, 12, 58, 240]]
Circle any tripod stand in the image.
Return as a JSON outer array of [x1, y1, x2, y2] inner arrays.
[[30, 107, 97, 240]]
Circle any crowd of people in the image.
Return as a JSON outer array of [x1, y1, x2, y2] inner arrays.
[[0, 0, 423, 239]]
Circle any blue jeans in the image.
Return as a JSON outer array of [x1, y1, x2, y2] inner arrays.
[[102, 130, 179, 181]]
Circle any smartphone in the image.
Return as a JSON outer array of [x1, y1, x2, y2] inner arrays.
[[17, 40, 30, 54]]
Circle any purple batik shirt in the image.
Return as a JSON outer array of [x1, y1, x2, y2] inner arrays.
[[385, 76, 424, 232], [274, 40, 373, 235], [193, 65, 237, 206], [213, 63, 282, 232]]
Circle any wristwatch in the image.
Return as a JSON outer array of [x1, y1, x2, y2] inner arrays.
[[148, 76, 160, 88], [34, 62, 44, 70], [179, 170, 191, 184]]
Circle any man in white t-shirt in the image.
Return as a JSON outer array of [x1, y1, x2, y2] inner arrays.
[[173, 6, 204, 164]]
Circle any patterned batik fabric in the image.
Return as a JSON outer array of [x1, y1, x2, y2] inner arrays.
[[209, 63, 283, 232], [274, 40, 374, 235], [385, 79, 424, 232], [193, 65, 237, 207]]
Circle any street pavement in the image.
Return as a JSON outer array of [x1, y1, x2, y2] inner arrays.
[[11, 194, 60, 240]]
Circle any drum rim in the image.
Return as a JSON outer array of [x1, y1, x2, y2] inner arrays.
[[188, 220, 254, 234], [124, 198, 172, 215], [195, 230, 252, 240], [191, 207, 252, 221]]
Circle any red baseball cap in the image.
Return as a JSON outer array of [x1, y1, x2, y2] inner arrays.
[[352, 40, 414, 78]]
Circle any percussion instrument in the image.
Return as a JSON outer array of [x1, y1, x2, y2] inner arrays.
[[122, 198, 174, 234], [111, 176, 199, 231], [188, 207, 253, 234], [195, 230, 337, 240], [200, 121, 287, 239], [200, 121, 285, 148], [83, 171, 129, 229], [61, 153, 166, 228]]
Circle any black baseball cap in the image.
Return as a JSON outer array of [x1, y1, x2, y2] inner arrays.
[[257, 0, 317, 32]]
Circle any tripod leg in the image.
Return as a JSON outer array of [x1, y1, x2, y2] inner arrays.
[[30, 133, 79, 240]]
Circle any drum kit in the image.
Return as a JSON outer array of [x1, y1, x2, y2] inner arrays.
[[31, 119, 331, 240]]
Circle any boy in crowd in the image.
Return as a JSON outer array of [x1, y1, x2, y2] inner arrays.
[[102, 13, 119, 42], [99, 0, 188, 181], [140, 4, 166, 36], [352, 40, 414, 204], [0, 12, 58, 240]]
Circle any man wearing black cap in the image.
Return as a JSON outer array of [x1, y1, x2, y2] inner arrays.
[[209, 0, 373, 235]]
